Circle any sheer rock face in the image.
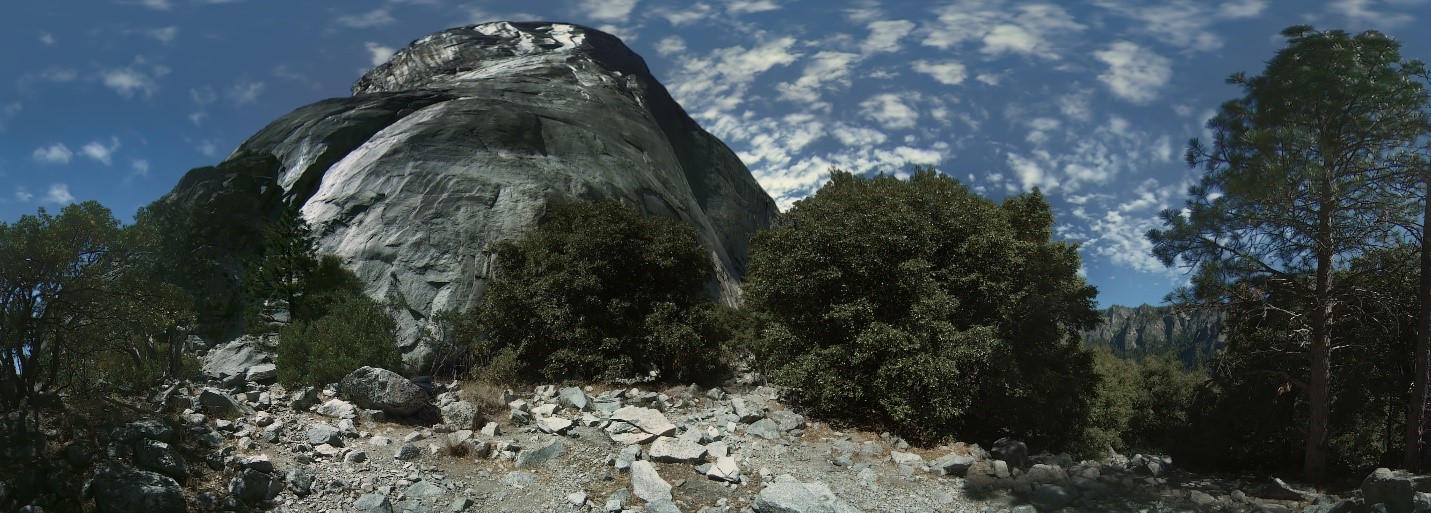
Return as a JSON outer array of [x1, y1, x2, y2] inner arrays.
[[1082, 304, 1222, 364], [164, 22, 777, 373]]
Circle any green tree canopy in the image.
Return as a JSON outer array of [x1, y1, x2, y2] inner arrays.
[[1148, 25, 1430, 482], [744, 168, 1100, 446], [470, 200, 725, 383]]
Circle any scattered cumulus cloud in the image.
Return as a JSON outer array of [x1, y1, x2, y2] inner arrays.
[[859, 94, 920, 131], [227, 80, 265, 104], [728, 0, 780, 14], [337, 8, 396, 28], [912, 60, 967, 85], [145, 26, 178, 44], [924, 1, 1085, 60], [81, 138, 121, 165], [45, 184, 75, 204], [776, 51, 859, 105], [580, 0, 639, 22], [197, 139, 220, 157], [14, 188, 33, 202], [101, 58, 168, 99], [33, 143, 73, 164], [1327, 0, 1416, 27], [1218, 0, 1268, 18], [134, 0, 171, 10], [365, 42, 397, 66], [39, 32, 55, 45], [668, 36, 800, 112], [1094, 41, 1171, 104], [130, 159, 151, 177], [861, 20, 915, 54]]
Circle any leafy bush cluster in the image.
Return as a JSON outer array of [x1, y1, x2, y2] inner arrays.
[[465, 200, 726, 384], [741, 169, 1102, 446], [1076, 350, 1201, 459]]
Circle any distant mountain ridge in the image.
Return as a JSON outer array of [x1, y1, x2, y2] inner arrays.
[[1082, 304, 1222, 365]]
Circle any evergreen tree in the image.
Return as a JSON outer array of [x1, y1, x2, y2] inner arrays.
[[1148, 26, 1430, 481]]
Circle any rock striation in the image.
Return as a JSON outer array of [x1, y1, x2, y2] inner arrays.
[[158, 21, 777, 372]]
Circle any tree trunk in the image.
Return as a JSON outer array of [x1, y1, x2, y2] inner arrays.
[[1305, 210, 1334, 483], [1407, 167, 1431, 471]]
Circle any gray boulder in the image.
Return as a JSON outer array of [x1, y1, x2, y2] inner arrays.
[[992, 437, 1028, 469], [317, 398, 357, 419], [114, 419, 175, 443], [747, 418, 782, 440], [355, 493, 395, 513], [156, 22, 776, 374], [245, 363, 278, 384], [930, 453, 977, 477], [132, 440, 188, 479], [306, 423, 342, 446], [229, 468, 283, 503], [1031, 484, 1076, 511], [559, 387, 590, 411], [753, 476, 861, 513], [201, 334, 276, 382], [339, 366, 429, 416], [1363, 468, 1431, 513], [515, 438, 566, 469], [648, 437, 706, 463], [83, 465, 186, 513], [440, 400, 482, 430], [197, 388, 250, 417]]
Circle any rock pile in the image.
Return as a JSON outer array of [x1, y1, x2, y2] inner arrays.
[[8, 361, 1429, 513]]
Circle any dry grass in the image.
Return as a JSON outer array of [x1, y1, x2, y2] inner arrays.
[[437, 434, 472, 458], [457, 380, 510, 421]]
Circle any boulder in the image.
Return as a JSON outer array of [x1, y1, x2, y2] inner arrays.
[[440, 400, 482, 430], [537, 416, 574, 435], [630, 461, 672, 503], [229, 468, 283, 503], [201, 334, 276, 382], [753, 476, 861, 513], [605, 488, 630, 513], [732, 397, 765, 423], [83, 465, 186, 513], [747, 418, 782, 440], [339, 366, 429, 416], [245, 363, 278, 384], [648, 437, 707, 463], [316, 398, 357, 419], [114, 419, 175, 443], [197, 388, 250, 417], [1263, 476, 1319, 502], [992, 437, 1028, 469], [355, 493, 395, 513], [394, 443, 421, 461], [306, 423, 342, 446], [405, 480, 445, 498], [1030, 484, 1075, 511], [559, 387, 590, 411], [286, 467, 315, 496], [930, 453, 978, 477], [515, 438, 566, 469], [132, 440, 188, 479], [1362, 468, 1431, 513]]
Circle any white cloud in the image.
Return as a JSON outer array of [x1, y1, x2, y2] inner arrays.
[[135, 0, 171, 9], [1094, 41, 1171, 104], [657, 3, 714, 25], [14, 188, 33, 202], [580, 0, 639, 22], [975, 73, 1001, 86], [655, 36, 686, 56], [912, 60, 967, 85], [130, 159, 150, 177], [844, 1, 883, 23], [39, 32, 54, 45], [1007, 152, 1058, 191], [1328, 0, 1416, 27], [81, 138, 121, 165], [197, 140, 219, 157], [860, 94, 920, 130], [337, 8, 395, 28], [831, 123, 888, 147], [227, 80, 265, 104], [32, 143, 73, 164], [776, 51, 859, 104], [25, 67, 79, 84], [1088, 209, 1166, 273], [668, 36, 800, 112], [1218, 0, 1268, 17], [862, 20, 915, 54], [101, 68, 159, 98], [365, 42, 397, 66], [145, 26, 178, 44], [729, 0, 780, 14], [924, 1, 1085, 60], [45, 184, 75, 204]]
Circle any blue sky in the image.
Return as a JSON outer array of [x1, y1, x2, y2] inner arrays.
[[2, 0, 1430, 308]]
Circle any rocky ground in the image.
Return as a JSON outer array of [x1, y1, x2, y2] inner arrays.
[[10, 355, 1431, 513]]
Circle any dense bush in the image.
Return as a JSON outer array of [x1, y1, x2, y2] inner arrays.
[[468, 200, 725, 384], [1073, 349, 1203, 459], [744, 168, 1102, 446], [277, 291, 400, 386]]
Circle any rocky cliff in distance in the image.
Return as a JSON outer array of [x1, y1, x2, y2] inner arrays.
[[1082, 304, 1222, 365], [158, 22, 778, 373]]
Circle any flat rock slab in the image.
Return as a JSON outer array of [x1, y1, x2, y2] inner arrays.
[[754, 477, 861, 513], [605, 406, 676, 445], [648, 437, 706, 463], [515, 438, 566, 469]]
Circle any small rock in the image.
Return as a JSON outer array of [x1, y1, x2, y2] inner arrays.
[[707, 456, 741, 483], [346, 450, 368, 464], [568, 491, 589, 506], [449, 497, 473, 512], [355, 492, 395, 513], [732, 397, 765, 423], [515, 438, 566, 469], [560, 387, 590, 411], [406, 480, 445, 498], [307, 423, 343, 446], [480, 422, 500, 437], [394, 443, 421, 461], [605, 488, 630, 513], [317, 398, 358, 419], [537, 416, 574, 435], [747, 418, 782, 440], [198, 388, 250, 417]]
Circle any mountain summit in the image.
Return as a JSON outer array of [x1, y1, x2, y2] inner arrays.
[[162, 22, 778, 371]]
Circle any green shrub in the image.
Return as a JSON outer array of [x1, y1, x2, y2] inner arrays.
[[277, 292, 400, 387], [470, 200, 723, 384], [744, 168, 1101, 446]]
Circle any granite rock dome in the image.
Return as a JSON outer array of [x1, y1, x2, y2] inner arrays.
[[162, 21, 777, 372]]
